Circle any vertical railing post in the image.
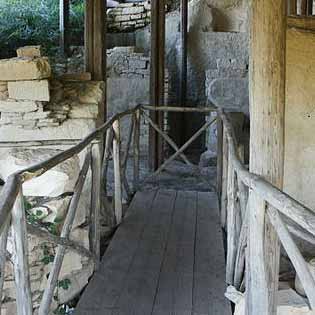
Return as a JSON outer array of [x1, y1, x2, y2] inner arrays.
[[133, 109, 140, 192], [11, 188, 33, 315], [226, 148, 240, 285], [0, 217, 10, 312], [90, 142, 101, 269], [113, 119, 123, 225], [217, 116, 223, 200], [221, 128, 229, 229]]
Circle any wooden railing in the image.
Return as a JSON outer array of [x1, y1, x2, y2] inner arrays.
[[218, 109, 315, 312], [0, 105, 217, 315], [288, 0, 314, 16], [3, 104, 315, 314]]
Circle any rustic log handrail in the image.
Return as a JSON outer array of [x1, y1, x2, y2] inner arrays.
[[2, 105, 315, 314], [218, 108, 315, 311], [0, 106, 140, 315]]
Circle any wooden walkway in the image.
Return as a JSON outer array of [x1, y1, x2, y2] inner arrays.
[[75, 189, 231, 315]]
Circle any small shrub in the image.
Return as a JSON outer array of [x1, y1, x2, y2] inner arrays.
[[0, 0, 84, 58]]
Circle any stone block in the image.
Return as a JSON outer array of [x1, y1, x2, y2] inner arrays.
[[63, 81, 105, 104], [0, 118, 97, 142], [8, 80, 50, 101], [0, 81, 7, 92], [122, 6, 144, 14], [0, 100, 39, 113], [16, 45, 42, 58], [114, 14, 130, 22], [69, 104, 99, 119], [0, 57, 51, 81]]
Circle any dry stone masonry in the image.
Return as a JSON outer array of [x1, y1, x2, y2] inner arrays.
[[107, 1, 151, 32], [0, 47, 104, 142], [0, 47, 106, 314]]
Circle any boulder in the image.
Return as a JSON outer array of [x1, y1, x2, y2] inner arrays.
[[0, 57, 51, 81], [8, 80, 50, 102], [0, 148, 80, 197]]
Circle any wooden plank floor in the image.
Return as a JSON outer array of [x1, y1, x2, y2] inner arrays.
[[75, 189, 231, 315]]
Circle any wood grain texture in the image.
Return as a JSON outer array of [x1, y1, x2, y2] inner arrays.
[[11, 189, 33, 315], [75, 190, 230, 315]]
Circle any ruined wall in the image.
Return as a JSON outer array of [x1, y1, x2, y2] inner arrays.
[[107, 46, 169, 153], [284, 29, 315, 211], [0, 51, 104, 143], [107, 1, 151, 32], [0, 48, 106, 314]]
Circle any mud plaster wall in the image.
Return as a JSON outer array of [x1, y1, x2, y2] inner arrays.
[[284, 29, 315, 210]]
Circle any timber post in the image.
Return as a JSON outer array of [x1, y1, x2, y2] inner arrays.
[[246, 0, 286, 314], [149, 0, 165, 170]]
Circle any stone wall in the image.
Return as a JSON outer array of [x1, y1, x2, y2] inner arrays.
[[107, 46, 169, 153], [0, 48, 104, 143], [136, 0, 249, 153], [0, 47, 105, 314], [107, 1, 151, 32]]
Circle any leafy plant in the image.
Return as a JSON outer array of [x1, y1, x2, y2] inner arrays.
[[41, 243, 55, 265], [0, 0, 84, 58], [58, 278, 71, 290]]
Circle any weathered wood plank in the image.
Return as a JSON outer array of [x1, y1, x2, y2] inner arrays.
[[75, 190, 230, 315], [75, 190, 158, 313], [194, 192, 230, 315], [152, 191, 196, 313]]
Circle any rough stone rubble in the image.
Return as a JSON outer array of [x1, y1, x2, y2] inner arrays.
[[0, 46, 105, 315], [107, 1, 151, 32], [0, 46, 104, 142]]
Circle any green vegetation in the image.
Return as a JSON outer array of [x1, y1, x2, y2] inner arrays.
[[0, 0, 84, 58]]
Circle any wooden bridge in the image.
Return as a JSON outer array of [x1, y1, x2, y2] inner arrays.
[[1, 106, 315, 315], [76, 189, 230, 315]]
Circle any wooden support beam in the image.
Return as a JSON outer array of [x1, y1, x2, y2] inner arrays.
[[85, 0, 94, 74], [179, 0, 188, 146], [60, 0, 70, 56], [300, 0, 308, 15], [93, 0, 106, 81], [149, 0, 165, 170], [84, 0, 106, 81], [84, 0, 106, 125], [307, 0, 314, 15], [247, 0, 286, 314], [288, 0, 297, 15]]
